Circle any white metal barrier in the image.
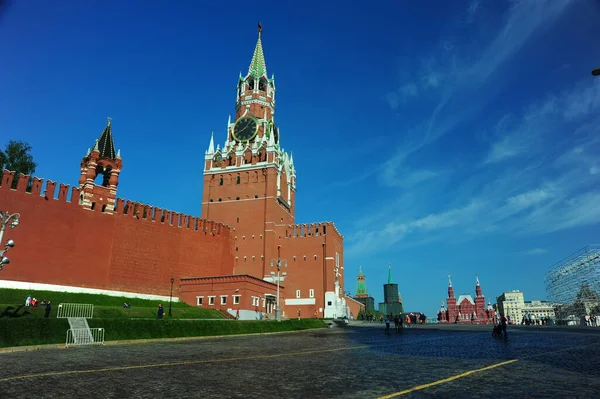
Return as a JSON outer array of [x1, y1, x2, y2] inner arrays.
[[57, 303, 94, 319], [66, 328, 105, 347]]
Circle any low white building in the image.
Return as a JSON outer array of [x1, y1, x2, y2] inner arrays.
[[523, 300, 556, 322], [497, 291, 556, 324]]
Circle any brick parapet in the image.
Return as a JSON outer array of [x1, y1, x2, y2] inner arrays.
[[0, 169, 236, 297], [1, 170, 232, 237]]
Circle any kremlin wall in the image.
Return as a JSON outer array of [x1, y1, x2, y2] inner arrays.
[[0, 26, 365, 320], [0, 170, 234, 296]]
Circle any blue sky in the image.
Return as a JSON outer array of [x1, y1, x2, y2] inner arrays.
[[1, 0, 599, 317]]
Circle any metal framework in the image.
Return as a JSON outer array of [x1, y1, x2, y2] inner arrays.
[[545, 245, 600, 322]]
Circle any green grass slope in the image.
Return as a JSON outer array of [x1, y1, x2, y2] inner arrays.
[[0, 288, 223, 319], [0, 288, 327, 348]]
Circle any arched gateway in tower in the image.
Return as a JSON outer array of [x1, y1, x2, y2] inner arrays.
[[195, 24, 350, 319]]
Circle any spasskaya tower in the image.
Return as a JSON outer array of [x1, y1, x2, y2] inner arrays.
[[202, 23, 297, 279]]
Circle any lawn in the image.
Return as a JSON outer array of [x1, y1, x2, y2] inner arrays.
[[0, 288, 326, 348], [0, 288, 223, 319]]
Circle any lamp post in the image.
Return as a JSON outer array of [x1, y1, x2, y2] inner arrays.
[[270, 256, 287, 322], [0, 211, 20, 272], [169, 277, 174, 317]]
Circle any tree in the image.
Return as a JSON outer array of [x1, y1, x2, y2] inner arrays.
[[0, 140, 38, 189]]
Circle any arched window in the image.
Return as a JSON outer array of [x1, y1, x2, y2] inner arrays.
[[236, 175, 240, 184], [248, 79, 254, 90], [219, 177, 224, 186], [258, 79, 266, 91]]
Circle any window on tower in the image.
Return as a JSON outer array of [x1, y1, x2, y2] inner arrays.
[[248, 79, 254, 90], [219, 177, 223, 186], [236, 175, 240, 184], [258, 79, 266, 91]]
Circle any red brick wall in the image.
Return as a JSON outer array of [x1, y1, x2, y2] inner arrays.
[[179, 275, 281, 312], [0, 171, 234, 297], [345, 295, 365, 319], [202, 166, 295, 279], [276, 223, 344, 317]]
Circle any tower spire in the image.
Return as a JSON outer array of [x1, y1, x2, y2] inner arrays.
[[355, 265, 368, 298], [248, 22, 267, 78], [447, 274, 455, 299], [207, 131, 215, 154], [387, 263, 393, 284], [475, 274, 483, 297], [93, 117, 117, 159]]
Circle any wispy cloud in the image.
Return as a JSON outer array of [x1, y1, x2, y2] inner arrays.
[[524, 248, 548, 256], [483, 80, 600, 165], [346, 1, 600, 257], [380, 0, 574, 191]]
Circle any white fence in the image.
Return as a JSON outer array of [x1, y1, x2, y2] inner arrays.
[[57, 303, 94, 319], [66, 328, 105, 347]]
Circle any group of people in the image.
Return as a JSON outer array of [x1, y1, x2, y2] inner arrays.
[[24, 295, 52, 317], [520, 314, 553, 326], [492, 315, 509, 337], [383, 314, 427, 333]]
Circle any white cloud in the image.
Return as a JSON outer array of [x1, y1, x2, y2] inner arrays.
[[383, 0, 573, 181], [484, 134, 530, 164], [385, 84, 419, 110], [346, 1, 598, 257], [422, 72, 441, 89], [484, 81, 600, 165], [563, 79, 600, 119], [524, 248, 548, 255], [506, 188, 554, 209], [465, 0, 572, 85], [467, 0, 480, 16], [348, 82, 600, 254], [399, 83, 418, 97]]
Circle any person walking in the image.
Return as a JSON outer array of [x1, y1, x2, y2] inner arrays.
[[501, 315, 508, 337], [44, 301, 52, 318], [157, 304, 165, 320]]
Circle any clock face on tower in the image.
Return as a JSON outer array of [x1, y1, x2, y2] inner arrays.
[[232, 116, 258, 142]]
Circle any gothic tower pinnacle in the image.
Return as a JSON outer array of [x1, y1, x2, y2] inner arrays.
[[78, 117, 122, 214], [355, 266, 368, 298]]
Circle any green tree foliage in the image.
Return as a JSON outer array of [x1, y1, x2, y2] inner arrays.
[[0, 140, 38, 189]]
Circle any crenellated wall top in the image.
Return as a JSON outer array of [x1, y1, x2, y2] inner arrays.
[[0, 169, 233, 236]]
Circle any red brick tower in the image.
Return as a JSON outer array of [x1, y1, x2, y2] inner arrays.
[[78, 118, 122, 213], [202, 24, 296, 278], [474, 274, 485, 313], [446, 274, 457, 323]]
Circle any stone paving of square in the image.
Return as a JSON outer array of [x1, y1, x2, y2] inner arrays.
[[0, 323, 599, 398]]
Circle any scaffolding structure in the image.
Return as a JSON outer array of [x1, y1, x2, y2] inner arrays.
[[545, 245, 600, 323]]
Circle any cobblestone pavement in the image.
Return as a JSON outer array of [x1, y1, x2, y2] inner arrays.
[[1, 323, 599, 398]]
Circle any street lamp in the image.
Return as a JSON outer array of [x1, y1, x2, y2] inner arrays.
[[269, 257, 287, 321], [0, 211, 20, 272], [169, 277, 175, 317]]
